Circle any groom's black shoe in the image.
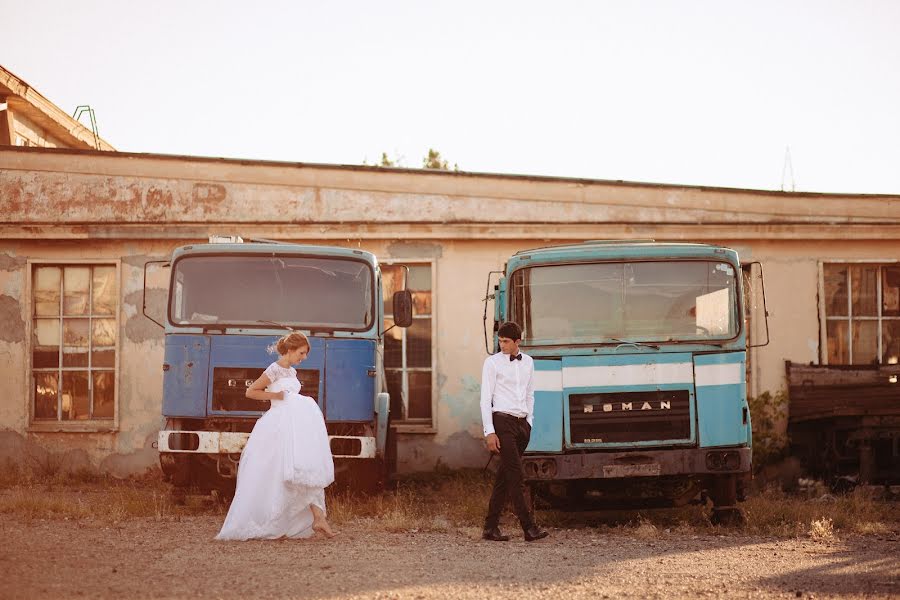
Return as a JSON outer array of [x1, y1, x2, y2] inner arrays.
[[524, 526, 549, 542], [482, 526, 510, 542]]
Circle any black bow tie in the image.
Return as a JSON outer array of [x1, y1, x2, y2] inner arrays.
[[510, 353, 522, 362]]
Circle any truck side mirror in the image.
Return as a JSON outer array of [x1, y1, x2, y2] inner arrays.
[[393, 290, 414, 328]]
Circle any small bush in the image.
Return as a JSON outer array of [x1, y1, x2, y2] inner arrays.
[[809, 517, 835, 541], [748, 390, 789, 471]]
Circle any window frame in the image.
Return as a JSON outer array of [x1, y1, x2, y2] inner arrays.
[[818, 259, 900, 365], [26, 259, 121, 432], [380, 258, 437, 434]]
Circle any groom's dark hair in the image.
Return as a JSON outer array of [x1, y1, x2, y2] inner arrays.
[[497, 321, 522, 341]]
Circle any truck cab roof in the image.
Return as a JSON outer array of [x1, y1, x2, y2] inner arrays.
[[172, 242, 377, 266], [508, 240, 739, 271]]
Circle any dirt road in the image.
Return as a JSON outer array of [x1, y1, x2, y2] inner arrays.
[[3, 513, 898, 599]]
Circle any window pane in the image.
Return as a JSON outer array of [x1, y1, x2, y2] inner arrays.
[[823, 265, 848, 317], [385, 369, 404, 419], [34, 372, 58, 419], [412, 291, 432, 316], [883, 267, 900, 318], [63, 267, 91, 315], [407, 318, 432, 368], [827, 321, 849, 364], [850, 265, 878, 317], [63, 319, 90, 367], [61, 371, 90, 420], [34, 267, 61, 316], [407, 371, 432, 419], [92, 371, 115, 419], [32, 319, 60, 368], [408, 265, 432, 291], [91, 319, 116, 368], [383, 318, 403, 367], [91, 266, 116, 315], [852, 320, 878, 365], [882, 321, 900, 365]]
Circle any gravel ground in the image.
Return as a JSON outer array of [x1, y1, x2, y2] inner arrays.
[[2, 513, 899, 599]]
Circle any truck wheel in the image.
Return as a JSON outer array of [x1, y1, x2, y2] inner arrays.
[[711, 507, 745, 526], [708, 474, 745, 527]]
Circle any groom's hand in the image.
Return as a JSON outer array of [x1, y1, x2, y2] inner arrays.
[[486, 433, 501, 454]]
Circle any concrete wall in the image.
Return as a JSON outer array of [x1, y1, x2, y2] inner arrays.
[[2, 147, 899, 475]]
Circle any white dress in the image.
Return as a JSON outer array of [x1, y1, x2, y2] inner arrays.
[[216, 363, 335, 540]]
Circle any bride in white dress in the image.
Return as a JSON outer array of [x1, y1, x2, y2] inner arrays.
[[216, 331, 336, 540]]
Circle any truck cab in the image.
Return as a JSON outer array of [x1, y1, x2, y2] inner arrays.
[[148, 239, 411, 495], [489, 241, 765, 522]]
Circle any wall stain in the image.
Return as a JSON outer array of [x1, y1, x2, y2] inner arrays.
[[123, 289, 167, 343], [99, 433, 160, 478], [121, 254, 170, 269], [0, 295, 25, 343], [0, 254, 26, 272], [143, 186, 176, 221], [387, 241, 443, 258]]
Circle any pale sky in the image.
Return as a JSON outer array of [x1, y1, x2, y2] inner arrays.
[[5, 0, 900, 194]]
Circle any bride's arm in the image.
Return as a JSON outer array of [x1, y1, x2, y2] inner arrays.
[[246, 374, 284, 401]]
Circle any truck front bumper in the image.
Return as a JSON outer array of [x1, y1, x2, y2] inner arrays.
[[522, 447, 751, 481], [157, 430, 377, 459]]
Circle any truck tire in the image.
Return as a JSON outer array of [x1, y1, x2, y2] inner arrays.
[[708, 474, 746, 526]]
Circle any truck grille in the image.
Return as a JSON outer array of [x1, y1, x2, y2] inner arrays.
[[212, 367, 320, 412], [569, 390, 691, 444]]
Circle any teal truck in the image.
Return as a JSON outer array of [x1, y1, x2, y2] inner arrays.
[[486, 241, 768, 523]]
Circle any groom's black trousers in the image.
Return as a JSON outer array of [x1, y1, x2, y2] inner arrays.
[[484, 411, 535, 531]]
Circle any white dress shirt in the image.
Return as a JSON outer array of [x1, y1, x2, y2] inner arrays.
[[480, 351, 535, 436]]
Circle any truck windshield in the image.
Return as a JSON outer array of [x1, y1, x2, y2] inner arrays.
[[169, 255, 374, 330], [510, 260, 739, 344]]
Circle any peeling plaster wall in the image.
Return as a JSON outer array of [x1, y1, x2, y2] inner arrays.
[[0, 252, 28, 433]]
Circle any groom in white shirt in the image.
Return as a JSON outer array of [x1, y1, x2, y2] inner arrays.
[[481, 321, 549, 542]]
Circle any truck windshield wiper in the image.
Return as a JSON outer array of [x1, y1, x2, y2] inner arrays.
[[609, 338, 660, 351]]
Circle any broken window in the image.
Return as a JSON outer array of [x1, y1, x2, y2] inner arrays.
[[31, 264, 117, 422], [823, 263, 900, 365], [382, 261, 434, 428]]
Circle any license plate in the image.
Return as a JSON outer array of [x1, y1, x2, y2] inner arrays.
[[602, 463, 661, 477]]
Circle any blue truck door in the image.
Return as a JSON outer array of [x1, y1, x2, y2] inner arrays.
[[526, 359, 564, 452], [162, 335, 210, 418], [693, 352, 748, 447], [324, 339, 376, 422]]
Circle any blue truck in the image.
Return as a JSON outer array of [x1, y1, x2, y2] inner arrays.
[[145, 238, 412, 496], [487, 241, 767, 523]]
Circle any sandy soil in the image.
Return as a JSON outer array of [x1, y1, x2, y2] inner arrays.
[[2, 513, 898, 600]]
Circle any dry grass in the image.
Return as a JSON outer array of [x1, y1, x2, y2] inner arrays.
[[328, 469, 493, 532], [0, 473, 225, 524], [2, 464, 897, 539], [632, 517, 661, 540], [741, 486, 900, 537]]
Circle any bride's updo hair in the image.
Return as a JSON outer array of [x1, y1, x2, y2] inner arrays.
[[269, 331, 310, 356]]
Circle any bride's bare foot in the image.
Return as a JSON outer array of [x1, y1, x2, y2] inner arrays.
[[313, 519, 337, 539]]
